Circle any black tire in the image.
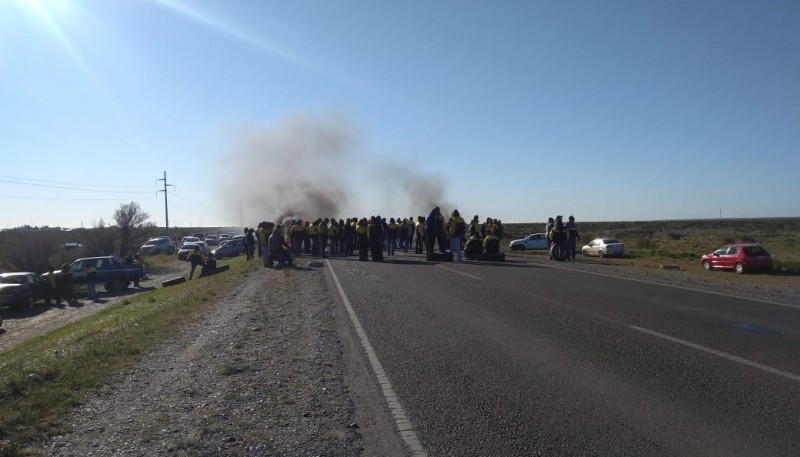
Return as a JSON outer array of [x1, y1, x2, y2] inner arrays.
[[0, 309, 4, 328], [518, 246, 526, 252], [106, 277, 129, 292], [26, 295, 34, 310], [550, 243, 568, 261], [702, 260, 711, 271], [598, 251, 605, 258], [735, 263, 744, 274]]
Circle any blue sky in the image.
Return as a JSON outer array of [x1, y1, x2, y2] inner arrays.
[[1, 0, 798, 229]]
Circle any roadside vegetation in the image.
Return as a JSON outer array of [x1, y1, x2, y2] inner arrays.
[[0, 256, 261, 456], [505, 218, 800, 274]]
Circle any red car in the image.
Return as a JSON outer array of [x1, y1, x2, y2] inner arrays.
[[701, 244, 773, 274]]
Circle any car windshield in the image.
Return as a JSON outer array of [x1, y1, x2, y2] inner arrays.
[[603, 239, 619, 244], [0, 275, 26, 284]]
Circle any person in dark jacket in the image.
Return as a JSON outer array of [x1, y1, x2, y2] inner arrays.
[[188, 245, 206, 280], [386, 218, 399, 256], [59, 264, 77, 305], [368, 216, 384, 261], [268, 225, 293, 268], [424, 207, 441, 255], [356, 218, 369, 261], [565, 215, 581, 261]]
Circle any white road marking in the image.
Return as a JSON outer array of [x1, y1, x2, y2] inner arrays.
[[535, 260, 800, 310], [326, 260, 428, 456], [630, 325, 800, 383], [436, 265, 482, 280]]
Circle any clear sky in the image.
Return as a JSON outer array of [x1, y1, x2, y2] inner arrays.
[[2, 0, 798, 229]]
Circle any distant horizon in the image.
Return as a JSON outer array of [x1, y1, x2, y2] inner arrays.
[[3, 215, 798, 232]]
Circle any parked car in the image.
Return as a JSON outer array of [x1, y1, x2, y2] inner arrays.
[[701, 244, 772, 274], [218, 233, 232, 241], [211, 238, 245, 259], [509, 233, 549, 251], [58, 256, 145, 292], [181, 236, 201, 245], [140, 237, 173, 255], [205, 235, 218, 246], [582, 238, 625, 258], [178, 242, 209, 260], [0, 272, 48, 309]]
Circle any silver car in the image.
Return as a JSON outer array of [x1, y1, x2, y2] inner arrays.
[[582, 238, 625, 258], [140, 237, 173, 255], [509, 233, 549, 251]]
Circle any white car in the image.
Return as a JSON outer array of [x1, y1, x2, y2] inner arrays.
[[140, 237, 173, 255], [509, 233, 549, 251], [582, 238, 625, 258], [181, 236, 201, 245]]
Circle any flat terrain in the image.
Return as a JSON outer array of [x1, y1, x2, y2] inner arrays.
[[3, 230, 799, 455], [327, 250, 799, 456]]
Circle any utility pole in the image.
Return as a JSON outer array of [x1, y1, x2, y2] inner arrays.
[[157, 171, 175, 240]]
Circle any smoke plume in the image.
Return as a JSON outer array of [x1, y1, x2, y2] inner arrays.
[[216, 113, 459, 225]]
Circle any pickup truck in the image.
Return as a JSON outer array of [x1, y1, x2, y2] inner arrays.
[[63, 256, 145, 292]]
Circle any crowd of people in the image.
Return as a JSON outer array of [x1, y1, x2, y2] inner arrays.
[[236, 208, 509, 265], [545, 215, 581, 261]]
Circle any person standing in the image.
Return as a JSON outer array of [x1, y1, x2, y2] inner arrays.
[[448, 209, 466, 262], [188, 245, 206, 280], [415, 216, 425, 254], [242, 228, 253, 260], [368, 216, 384, 261], [424, 207, 441, 255], [85, 263, 97, 301], [292, 220, 305, 257], [60, 264, 77, 305], [356, 218, 369, 261], [45, 266, 61, 306], [132, 253, 143, 287], [565, 215, 581, 261], [387, 218, 398, 256], [545, 217, 555, 259]]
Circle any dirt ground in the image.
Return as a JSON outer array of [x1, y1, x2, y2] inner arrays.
[[0, 263, 185, 352]]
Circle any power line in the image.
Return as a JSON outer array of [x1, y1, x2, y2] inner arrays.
[[0, 178, 154, 194], [0, 174, 154, 189], [0, 193, 158, 201]]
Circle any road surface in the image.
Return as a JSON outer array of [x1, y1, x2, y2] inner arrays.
[[326, 252, 800, 456]]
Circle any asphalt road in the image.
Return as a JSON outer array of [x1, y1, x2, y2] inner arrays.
[[326, 252, 800, 456]]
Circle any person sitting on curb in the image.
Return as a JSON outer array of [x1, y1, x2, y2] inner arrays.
[[483, 234, 500, 254], [268, 224, 293, 269], [464, 234, 483, 260]]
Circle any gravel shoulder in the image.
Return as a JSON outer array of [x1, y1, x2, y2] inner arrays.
[[32, 263, 368, 456]]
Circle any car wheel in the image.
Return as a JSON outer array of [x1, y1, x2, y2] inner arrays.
[[735, 263, 744, 274], [598, 250, 604, 258], [518, 246, 526, 252], [702, 261, 711, 271], [107, 278, 128, 292]]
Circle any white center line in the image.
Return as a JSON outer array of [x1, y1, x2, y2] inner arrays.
[[630, 325, 800, 383], [436, 265, 482, 280], [326, 260, 428, 457]]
